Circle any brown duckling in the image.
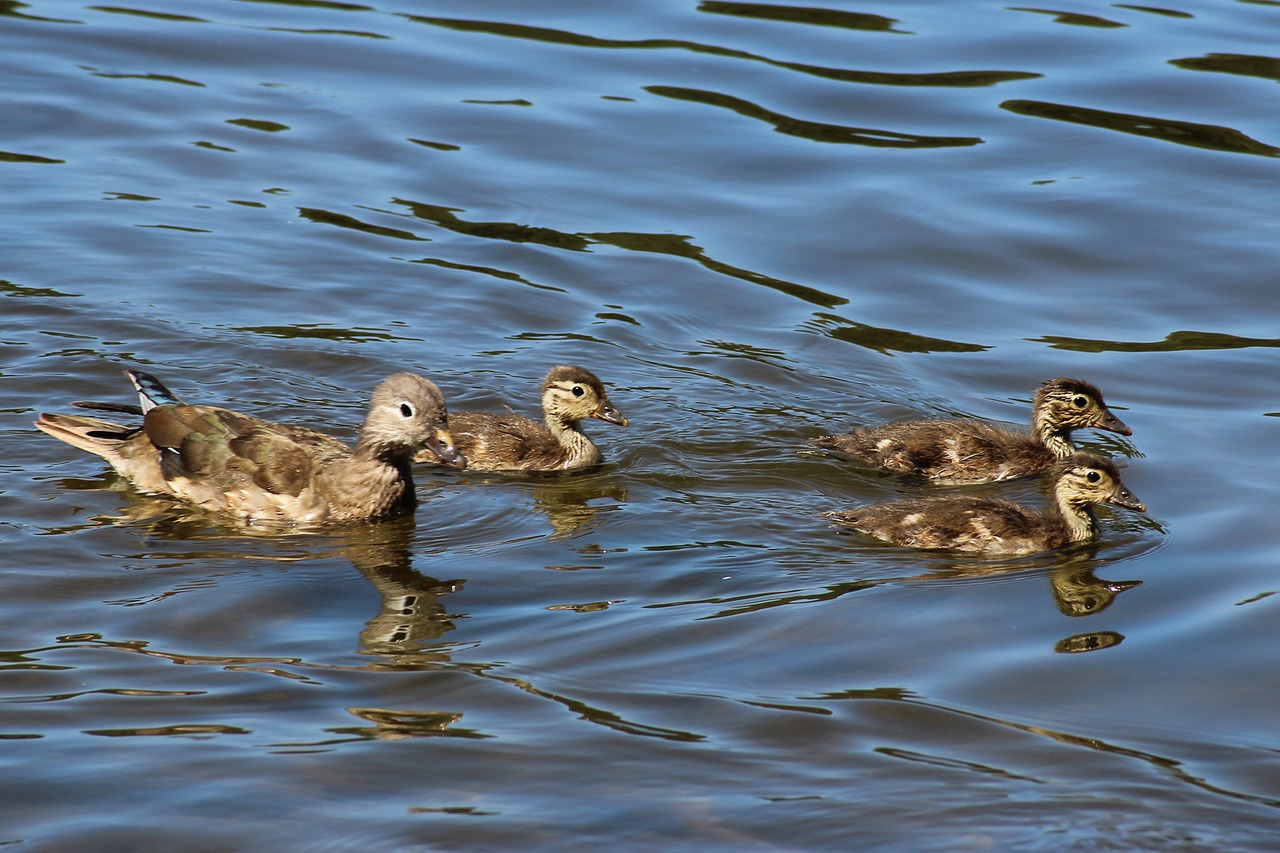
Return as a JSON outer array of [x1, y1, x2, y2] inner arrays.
[[807, 378, 1131, 484], [824, 451, 1145, 557], [36, 369, 464, 525], [417, 365, 627, 473]]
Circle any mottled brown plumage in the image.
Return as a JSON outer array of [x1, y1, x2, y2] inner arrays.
[[416, 365, 627, 472], [824, 451, 1145, 557], [807, 378, 1131, 484], [36, 369, 464, 525]]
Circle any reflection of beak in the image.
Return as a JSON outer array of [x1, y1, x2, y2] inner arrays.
[[1109, 486, 1145, 513], [425, 428, 467, 469], [1097, 409, 1132, 436], [592, 405, 628, 427]]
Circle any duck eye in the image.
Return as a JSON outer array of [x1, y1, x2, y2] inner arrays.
[[399, 402, 415, 418], [1086, 470, 1101, 483], [1072, 395, 1088, 408], [572, 385, 585, 397]]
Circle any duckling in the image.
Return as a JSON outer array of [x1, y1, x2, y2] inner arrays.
[[417, 365, 627, 473], [36, 369, 464, 525], [807, 378, 1131, 484], [823, 451, 1145, 557]]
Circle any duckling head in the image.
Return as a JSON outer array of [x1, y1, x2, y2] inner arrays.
[[1054, 451, 1145, 513], [541, 365, 628, 428], [1033, 378, 1131, 454], [361, 373, 465, 467]]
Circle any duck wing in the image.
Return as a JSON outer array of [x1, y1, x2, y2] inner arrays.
[[141, 405, 343, 508], [811, 419, 1054, 484], [447, 411, 565, 471], [828, 495, 1060, 555]]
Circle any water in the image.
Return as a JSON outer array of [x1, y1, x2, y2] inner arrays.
[[4, 0, 1280, 849]]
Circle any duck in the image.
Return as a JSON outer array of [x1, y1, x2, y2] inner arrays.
[[823, 451, 1145, 557], [807, 378, 1131, 484], [35, 369, 465, 525], [416, 364, 627, 473]]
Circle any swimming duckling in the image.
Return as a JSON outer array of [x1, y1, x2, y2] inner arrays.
[[36, 369, 464, 525], [823, 451, 1145, 557], [808, 378, 1131, 484], [417, 365, 627, 473]]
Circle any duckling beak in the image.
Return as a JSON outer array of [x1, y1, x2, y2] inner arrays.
[[424, 428, 467, 469], [1108, 486, 1145, 513], [1096, 409, 1132, 436], [592, 405, 629, 427]]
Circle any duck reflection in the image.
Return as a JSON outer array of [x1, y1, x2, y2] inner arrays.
[[44, 478, 468, 664], [340, 517, 464, 662], [332, 707, 488, 742]]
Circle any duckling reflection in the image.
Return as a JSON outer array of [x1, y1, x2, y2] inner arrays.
[[1046, 561, 1140, 618], [915, 549, 1140, 619], [1055, 631, 1125, 654], [529, 475, 628, 538], [335, 708, 483, 742]]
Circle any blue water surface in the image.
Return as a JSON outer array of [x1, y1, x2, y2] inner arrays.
[[4, 0, 1280, 850]]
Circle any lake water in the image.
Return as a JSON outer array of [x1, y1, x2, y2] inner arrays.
[[4, 0, 1280, 849]]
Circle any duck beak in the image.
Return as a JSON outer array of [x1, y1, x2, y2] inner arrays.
[[1096, 408, 1132, 436], [592, 404, 629, 427], [425, 428, 467, 469], [1109, 486, 1145, 513]]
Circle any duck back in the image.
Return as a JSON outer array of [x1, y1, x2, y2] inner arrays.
[[809, 419, 1055, 484]]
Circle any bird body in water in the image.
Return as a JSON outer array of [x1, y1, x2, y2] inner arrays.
[[36, 369, 463, 525], [417, 364, 626, 473], [824, 451, 1145, 557], [808, 378, 1131, 485]]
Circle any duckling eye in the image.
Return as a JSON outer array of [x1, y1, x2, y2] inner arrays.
[[1072, 395, 1088, 408], [399, 402, 415, 418], [571, 385, 585, 397], [1086, 470, 1101, 483]]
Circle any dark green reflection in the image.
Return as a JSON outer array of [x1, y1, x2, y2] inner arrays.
[[646, 86, 983, 149], [298, 207, 426, 241], [226, 118, 290, 133], [1171, 53, 1280, 84], [0, 1, 82, 22], [0, 280, 78, 298], [394, 198, 848, 308], [89, 5, 208, 23], [805, 312, 989, 354], [1036, 330, 1280, 353], [410, 257, 565, 293], [88, 70, 205, 87], [393, 200, 589, 251], [1002, 99, 1280, 156], [698, 1, 908, 34], [1114, 4, 1193, 17], [1008, 7, 1126, 27], [239, 0, 372, 10], [232, 324, 419, 342], [0, 151, 64, 164], [402, 15, 1038, 89]]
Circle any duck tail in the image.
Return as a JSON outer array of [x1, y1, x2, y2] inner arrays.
[[69, 368, 185, 418], [126, 369, 184, 412], [34, 412, 137, 461]]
